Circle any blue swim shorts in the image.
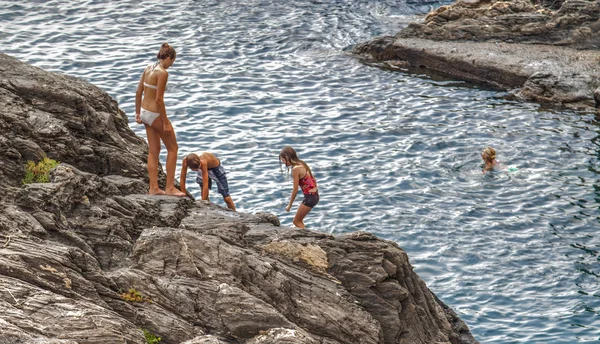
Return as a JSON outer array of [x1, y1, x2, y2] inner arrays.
[[196, 164, 230, 198]]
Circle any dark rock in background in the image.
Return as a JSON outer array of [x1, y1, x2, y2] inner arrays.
[[353, 0, 600, 113], [398, 0, 600, 48]]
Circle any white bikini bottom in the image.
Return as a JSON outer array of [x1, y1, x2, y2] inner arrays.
[[141, 108, 160, 126]]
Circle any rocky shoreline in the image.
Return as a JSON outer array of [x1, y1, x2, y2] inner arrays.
[[353, 0, 600, 113], [0, 53, 478, 343]]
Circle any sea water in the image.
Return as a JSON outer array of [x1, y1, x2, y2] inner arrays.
[[2, 1, 599, 342]]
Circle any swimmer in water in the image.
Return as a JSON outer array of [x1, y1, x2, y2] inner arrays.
[[279, 146, 319, 228], [481, 146, 499, 173]]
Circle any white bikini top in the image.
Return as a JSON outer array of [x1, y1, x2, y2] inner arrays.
[[143, 82, 157, 89], [143, 61, 162, 90]]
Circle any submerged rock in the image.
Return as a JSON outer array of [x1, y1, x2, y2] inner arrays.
[[353, 0, 600, 113], [0, 53, 479, 344]]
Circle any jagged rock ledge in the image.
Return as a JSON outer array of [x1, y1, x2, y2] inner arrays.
[[353, 0, 600, 113], [0, 54, 478, 343]]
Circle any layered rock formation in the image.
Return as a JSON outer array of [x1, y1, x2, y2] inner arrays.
[[0, 53, 478, 343], [354, 0, 600, 112], [400, 0, 600, 48]]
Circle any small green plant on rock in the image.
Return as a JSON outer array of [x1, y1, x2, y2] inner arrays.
[[142, 328, 161, 344], [121, 288, 152, 303], [22, 157, 59, 184]]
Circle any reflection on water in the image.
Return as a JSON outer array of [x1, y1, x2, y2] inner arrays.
[[2, 0, 599, 342]]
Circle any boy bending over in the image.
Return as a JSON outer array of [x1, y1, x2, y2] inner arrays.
[[180, 152, 236, 211]]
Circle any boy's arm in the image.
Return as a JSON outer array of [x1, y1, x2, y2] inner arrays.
[[201, 163, 210, 200], [180, 158, 188, 193]]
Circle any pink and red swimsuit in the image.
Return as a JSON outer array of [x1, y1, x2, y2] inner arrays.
[[299, 173, 319, 208]]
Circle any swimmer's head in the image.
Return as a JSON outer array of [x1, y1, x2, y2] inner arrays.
[[185, 153, 200, 170], [157, 42, 176, 62], [482, 146, 496, 162]]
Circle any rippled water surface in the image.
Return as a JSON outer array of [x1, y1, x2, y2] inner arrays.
[[2, 0, 600, 342]]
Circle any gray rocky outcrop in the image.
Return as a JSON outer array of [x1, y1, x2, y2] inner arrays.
[[399, 0, 600, 49], [0, 52, 479, 344], [353, 0, 600, 113]]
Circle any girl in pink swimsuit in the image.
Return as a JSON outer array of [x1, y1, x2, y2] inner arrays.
[[279, 146, 319, 228]]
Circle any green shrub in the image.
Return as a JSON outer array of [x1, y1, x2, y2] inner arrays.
[[22, 157, 59, 184], [142, 328, 161, 344]]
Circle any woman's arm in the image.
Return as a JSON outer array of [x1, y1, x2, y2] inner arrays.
[[286, 167, 300, 212], [179, 158, 188, 193], [155, 70, 172, 134], [134, 68, 145, 124]]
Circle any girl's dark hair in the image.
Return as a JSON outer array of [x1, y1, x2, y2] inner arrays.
[[279, 146, 313, 177], [157, 42, 176, 60]]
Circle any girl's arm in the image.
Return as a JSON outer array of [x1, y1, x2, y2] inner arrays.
[[179, 158, 188, 193], [134, 68, 145, 124], [286, 167, 300, 212], [155, 70, 172, 134]]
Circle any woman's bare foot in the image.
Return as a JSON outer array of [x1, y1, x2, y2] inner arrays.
[[165, 188, 186, 197], [149, 188, 166, 195]]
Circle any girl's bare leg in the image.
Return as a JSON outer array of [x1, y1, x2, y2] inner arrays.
[[293, 204, 313, 228], [145, 125, 165, 195]]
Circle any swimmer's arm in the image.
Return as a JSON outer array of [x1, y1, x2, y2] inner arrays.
[[201, 162, 210, 201], [179, 158, 188, 194], [286, 168, 300, 211]]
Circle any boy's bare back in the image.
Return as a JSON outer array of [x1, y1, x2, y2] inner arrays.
[[198, 152, 220, 169]]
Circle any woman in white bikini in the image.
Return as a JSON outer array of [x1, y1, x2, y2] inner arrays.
[[135, 42, 185, 196]]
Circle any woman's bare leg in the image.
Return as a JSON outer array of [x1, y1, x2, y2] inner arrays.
[[151, 117, 185, 196], [293, 204, 313, 228], [145, 124, 165, 195]]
